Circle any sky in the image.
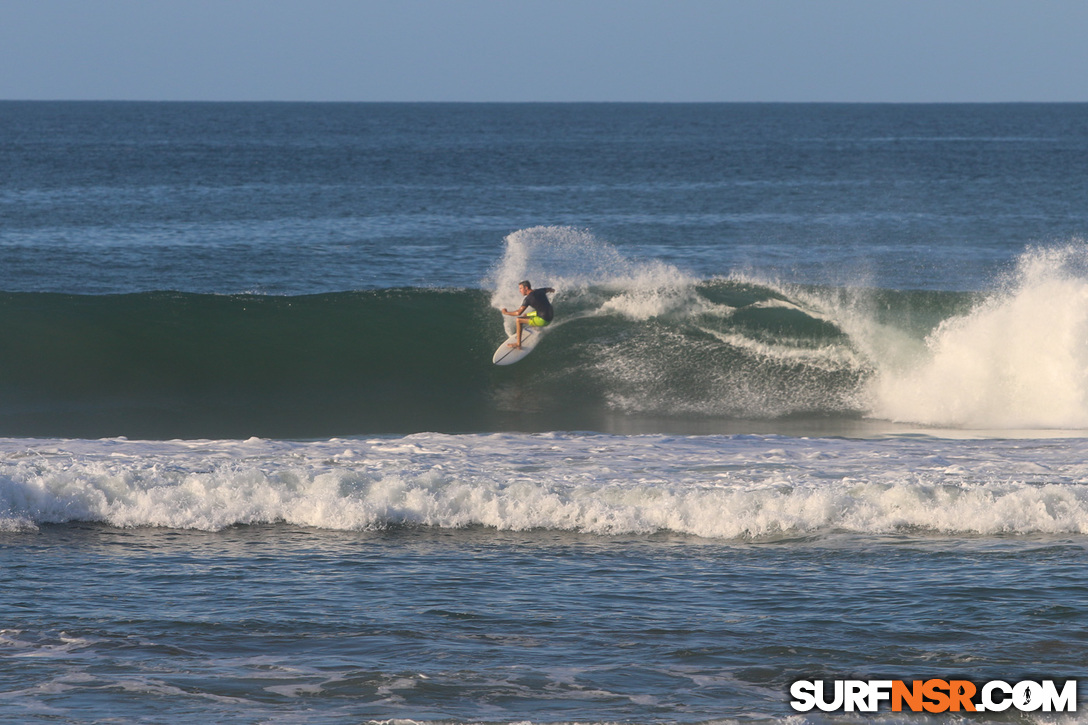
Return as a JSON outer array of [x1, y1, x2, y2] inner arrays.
[[2, 0, 1087, 103]]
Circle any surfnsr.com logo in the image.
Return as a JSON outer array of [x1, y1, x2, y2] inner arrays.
[[790, 679, 1078, 713]]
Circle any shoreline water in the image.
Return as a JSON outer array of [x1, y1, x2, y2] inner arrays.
[[4, 517, 1084, 724]]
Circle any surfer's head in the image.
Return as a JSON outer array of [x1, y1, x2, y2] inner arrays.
[[519, 280, 531, 293]]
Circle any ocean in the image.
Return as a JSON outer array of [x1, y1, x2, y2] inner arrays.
[[1, 101, 1086, 723]]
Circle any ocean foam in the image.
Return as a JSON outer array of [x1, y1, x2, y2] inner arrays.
[[869, 244, 1088, 428], [725, 244, 1088, 430], [2, 434, 1087, 537]]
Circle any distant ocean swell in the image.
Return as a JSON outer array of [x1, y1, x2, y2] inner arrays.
[[3, 228, 1088, 437], [3, 435, 1088, 534]]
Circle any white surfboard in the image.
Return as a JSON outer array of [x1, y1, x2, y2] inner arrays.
[[492, 325, 543, 365]]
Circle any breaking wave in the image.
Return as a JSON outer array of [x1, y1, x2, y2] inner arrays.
[[3, 433, 1088, 535], [2, 227, 1088, 437]]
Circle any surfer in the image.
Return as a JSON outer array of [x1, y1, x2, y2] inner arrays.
[[502, 280, 554, 349]]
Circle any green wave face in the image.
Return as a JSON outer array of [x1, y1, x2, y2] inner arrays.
[[0, 282, 974, 439]]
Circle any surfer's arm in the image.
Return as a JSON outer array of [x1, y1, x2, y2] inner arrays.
[[501, 305, 528, 316]]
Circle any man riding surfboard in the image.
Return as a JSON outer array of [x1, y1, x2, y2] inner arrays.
[[501, 280, 555, 349]]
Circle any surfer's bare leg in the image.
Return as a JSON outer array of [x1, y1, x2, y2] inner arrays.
[[507, 317, 528, 348]]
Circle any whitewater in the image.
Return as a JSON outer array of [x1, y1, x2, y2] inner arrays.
[[4, 433, 1088, 536]]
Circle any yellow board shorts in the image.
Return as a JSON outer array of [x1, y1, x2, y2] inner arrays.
[[526, 311, 550, 327]]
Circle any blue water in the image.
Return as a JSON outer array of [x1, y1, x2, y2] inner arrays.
[[2, 102, 1088, 723]]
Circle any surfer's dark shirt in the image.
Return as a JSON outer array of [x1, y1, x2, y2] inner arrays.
[[522, 288, 553, 321]]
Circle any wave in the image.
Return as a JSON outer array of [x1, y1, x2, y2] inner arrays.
[[3, 434, 1088, 535], [2, 227, 1088, 438], [870, 244, 1088, 428]]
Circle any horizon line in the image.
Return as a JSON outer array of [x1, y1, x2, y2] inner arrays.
[[3, 98, 1087, 105]]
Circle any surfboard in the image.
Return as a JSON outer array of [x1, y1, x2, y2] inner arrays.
[[492, 325, 542, 365]]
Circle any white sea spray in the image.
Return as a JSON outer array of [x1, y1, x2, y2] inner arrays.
[[3, 433, 1087, 536]]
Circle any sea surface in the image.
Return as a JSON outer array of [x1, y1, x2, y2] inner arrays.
[[1, 102, 1087, 723]]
